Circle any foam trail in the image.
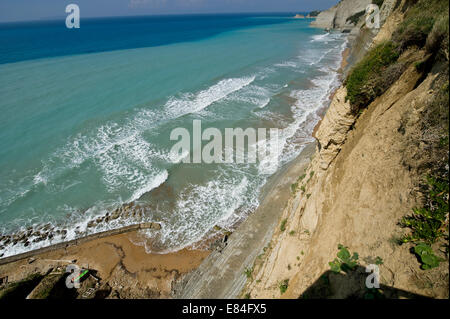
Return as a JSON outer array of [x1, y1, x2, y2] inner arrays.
[[165, 76, 255, 116]]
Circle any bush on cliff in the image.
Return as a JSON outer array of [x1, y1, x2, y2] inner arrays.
[[345, 41, 400, 113], [393, 0, 448, 52]]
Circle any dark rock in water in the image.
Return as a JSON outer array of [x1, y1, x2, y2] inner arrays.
[[342, 29, 351, 33], [87, 221, 96, 228], [122, 209, 131, 218], [42, 223, 52, 231], [111, 209, 121, 220], [95, 217, 104, 224], [24, 241, 30, 247]]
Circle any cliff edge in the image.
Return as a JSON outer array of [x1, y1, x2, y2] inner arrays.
[[244, 0, 449, 299]]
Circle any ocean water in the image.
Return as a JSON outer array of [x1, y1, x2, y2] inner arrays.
[[0, 14, 347, 257]]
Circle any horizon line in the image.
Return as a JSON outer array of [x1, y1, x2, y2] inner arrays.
[[0, 10, 317, 25]]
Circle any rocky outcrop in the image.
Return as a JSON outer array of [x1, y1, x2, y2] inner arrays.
[[311, 0, 372, 30], [314, 87, 356, 170]]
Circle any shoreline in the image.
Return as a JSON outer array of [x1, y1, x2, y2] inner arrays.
[[174, 141, 317, 298], [174, 32, 351, 298]]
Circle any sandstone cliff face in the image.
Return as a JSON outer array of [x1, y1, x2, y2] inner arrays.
[[244, 0, 449, 299], [311, 0, 372, 30], [245, 51, 448, 300]]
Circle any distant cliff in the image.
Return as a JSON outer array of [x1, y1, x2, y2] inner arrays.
[[310, 0, 372, 30]]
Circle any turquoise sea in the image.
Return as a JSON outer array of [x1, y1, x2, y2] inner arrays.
[[0, 14, 347, 257]]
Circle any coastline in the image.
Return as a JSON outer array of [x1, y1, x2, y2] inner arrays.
[[174, 142, 317, 298], [173, 33, 351, 298]]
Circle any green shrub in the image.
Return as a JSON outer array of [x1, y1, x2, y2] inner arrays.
[[291, 174, 307, 193], [401, 175, 449, 244], [280, 219, 287, 232], [426, 14, 449, 60], [375, 256, 384, 265], [414, 243, 445, 270], [393, 0, 448, 51], [329, 244, 359, 273], [290, 182, 298, 193], [345, 41, 400, 112], [279, 279, 289, 294], [244, 267, 253, 279]]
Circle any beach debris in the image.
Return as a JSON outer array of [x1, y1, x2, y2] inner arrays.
[[28, 257, 36, 264]]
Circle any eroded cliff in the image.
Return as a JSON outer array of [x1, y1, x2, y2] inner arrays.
[[244, 0, 449, 299]]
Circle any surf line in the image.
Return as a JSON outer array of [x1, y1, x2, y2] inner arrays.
[[169, 119, 280, 169]]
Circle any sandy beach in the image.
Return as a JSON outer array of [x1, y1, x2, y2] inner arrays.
[[0, 229, 209, 298]]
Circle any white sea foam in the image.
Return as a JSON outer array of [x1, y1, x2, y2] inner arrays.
[[274, 61, 298, 68], [225, 84, 273, 109], [311, 33, 330, 42], [164, 76, 256, 117], [128, 170, 168, 202], [147, 170, 262, 253]]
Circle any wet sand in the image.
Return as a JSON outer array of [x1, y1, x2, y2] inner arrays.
[[0, 230, 209, 298]]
